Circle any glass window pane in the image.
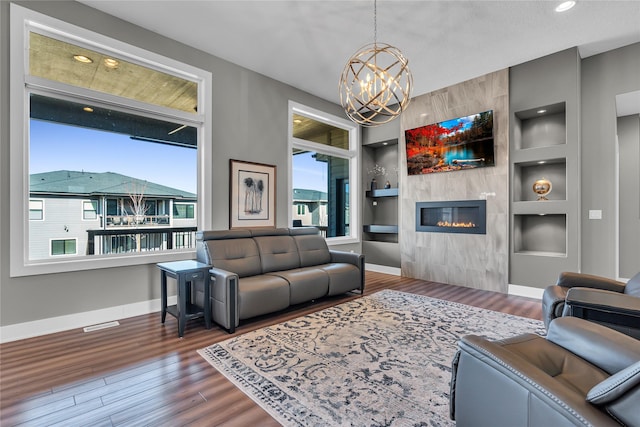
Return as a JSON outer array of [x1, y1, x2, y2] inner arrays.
[[29, 33, 197, 114], [292, 150, 349, 237], [292, 114, 349, 149], [29, 95, 197, 261]]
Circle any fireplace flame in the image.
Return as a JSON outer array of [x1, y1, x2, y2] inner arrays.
[[436, 221, 476, 228]]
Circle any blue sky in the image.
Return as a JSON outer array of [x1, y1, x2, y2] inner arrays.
[[292, 151, 328, 193], [31, 120, 329, 195], [30, 120, 197, 193]]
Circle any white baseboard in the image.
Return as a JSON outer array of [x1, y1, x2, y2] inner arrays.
[[0, 296, 177, 344], [508, 284, 544, 300], [365, 263, 401, 276]]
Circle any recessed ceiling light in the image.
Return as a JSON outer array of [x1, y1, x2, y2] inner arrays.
[[538, 160, 546, 164], [73, 54, 93, 64], [382, 142, 388, 146], [103, 58, 119, 68], [83, 106, 94, 113], [537, 109, 547, 114], [293, 119, 302, 124], [555, 1, 576, 12]]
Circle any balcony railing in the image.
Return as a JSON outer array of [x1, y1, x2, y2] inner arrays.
[[86, 227, 197, 255], [104, 214, 171, 227]]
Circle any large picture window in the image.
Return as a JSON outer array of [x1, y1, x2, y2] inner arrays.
[[289, 103, 359, 243], [10, 5, 212, 276]]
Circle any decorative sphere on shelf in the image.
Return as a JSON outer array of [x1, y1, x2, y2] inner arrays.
[[533, 178, 552, 201]]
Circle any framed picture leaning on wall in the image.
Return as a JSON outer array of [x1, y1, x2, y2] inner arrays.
[[229, 159, 276, 228]]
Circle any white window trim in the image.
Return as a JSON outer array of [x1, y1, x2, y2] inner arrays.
[[288, 101, 360, 245], [81, 200, 98, 221], [9, 4, 213, 277]]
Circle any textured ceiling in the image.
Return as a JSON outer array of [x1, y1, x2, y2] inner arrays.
[[79, 1, 640, 105]]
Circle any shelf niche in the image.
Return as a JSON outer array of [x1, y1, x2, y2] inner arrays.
[[514, 159, 566, 202], [513, 102, 566, 150], [513, 214, 567, 256]]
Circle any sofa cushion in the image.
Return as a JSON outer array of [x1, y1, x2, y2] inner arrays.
[[268, 267, 329, 305], [206, 238, 261, 278], [254, 235, 300, 273], [321, 263, 361, 295], [624, 272, 640, 297], [293, 234, 331, 267], [237, 275, 290, 319]]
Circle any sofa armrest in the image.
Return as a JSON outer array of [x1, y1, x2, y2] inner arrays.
[[565, 287, 640, 317], [546, 317, 640, 375], [208, 267, 240, 333], [541, 285, 568, 329], [330, 250, 365, 293], [557, 272, 626, 293]]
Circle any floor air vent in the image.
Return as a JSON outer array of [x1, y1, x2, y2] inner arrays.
[[83, 321, 120, 332]]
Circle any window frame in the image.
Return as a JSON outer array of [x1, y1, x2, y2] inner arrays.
[[29, 199, 44, 221], [82, 200, 98, 221], [288, 101, 360, 245], [9, 4, 213, 276]]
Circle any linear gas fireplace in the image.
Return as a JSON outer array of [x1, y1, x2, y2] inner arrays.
[[416, 200, 487, 234]]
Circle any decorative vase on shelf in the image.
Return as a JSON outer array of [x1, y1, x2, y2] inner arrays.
[[533, 178, 552, 201], [370, 178, 377, 191]]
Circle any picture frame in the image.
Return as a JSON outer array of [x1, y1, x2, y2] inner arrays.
[[229, 159, 276, 228]]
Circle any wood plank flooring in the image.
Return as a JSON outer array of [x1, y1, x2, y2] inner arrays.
[[0, 272, 542, 426]]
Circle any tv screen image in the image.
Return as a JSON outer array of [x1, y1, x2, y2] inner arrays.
[[405, 110, 494, 175]]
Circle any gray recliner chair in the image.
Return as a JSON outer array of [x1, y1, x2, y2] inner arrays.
[[450, 317, 640, 427], [542, 271, 640, 338]]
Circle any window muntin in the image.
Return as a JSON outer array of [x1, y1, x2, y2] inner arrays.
[[289, 103, 358, 243], [51, 239, 77, 256]]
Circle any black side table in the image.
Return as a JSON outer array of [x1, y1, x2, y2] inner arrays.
[[157, 260, 212, 337]]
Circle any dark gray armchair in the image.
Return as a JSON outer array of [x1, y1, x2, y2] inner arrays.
[[450, 317, 640, 427], [542, 271, 640, 339]]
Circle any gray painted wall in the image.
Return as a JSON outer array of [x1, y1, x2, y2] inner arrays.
[[0, 1, 357, 327], [581, 43, 640, 278], [618, 114, 640, 278]]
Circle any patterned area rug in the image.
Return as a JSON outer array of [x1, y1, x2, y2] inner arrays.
[[198, 289, 545, 426]]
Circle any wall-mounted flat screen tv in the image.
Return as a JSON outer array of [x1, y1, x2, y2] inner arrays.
[[405, 110, 494, 175]]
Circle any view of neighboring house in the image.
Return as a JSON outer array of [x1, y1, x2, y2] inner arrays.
[[29, 170, 197, 259], [292, 188, 328, 228]]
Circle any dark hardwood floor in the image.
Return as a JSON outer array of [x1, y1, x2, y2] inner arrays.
[[0, 272, 542, 426]]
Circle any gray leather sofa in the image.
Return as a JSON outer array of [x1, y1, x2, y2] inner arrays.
[[542, 271, 640, 338], [450, 317, 640, 427], [195, 227, 364, 333]]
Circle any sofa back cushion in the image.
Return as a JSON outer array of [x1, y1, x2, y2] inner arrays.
[[206, 238, 262, 278], [254, 235, 300, 273], [294, 234, 331, 267]]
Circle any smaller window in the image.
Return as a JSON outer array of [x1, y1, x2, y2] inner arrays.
[[82, 200, 98, 220], [173, 203, 195, 219], [297, 204, 306, 215], [29, 199, 44, 220], [51, 239, 77, 256]]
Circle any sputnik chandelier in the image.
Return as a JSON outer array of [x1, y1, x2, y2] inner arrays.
[[339, 0, 413, 127]]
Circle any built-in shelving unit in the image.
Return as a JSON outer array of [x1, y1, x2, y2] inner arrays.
[[362, 120, 401, 268], [509, 48, 580, 289]]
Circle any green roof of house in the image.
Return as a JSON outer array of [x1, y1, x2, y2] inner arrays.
[[292, 188, 327, 201], [30, 170, 196, 199]]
